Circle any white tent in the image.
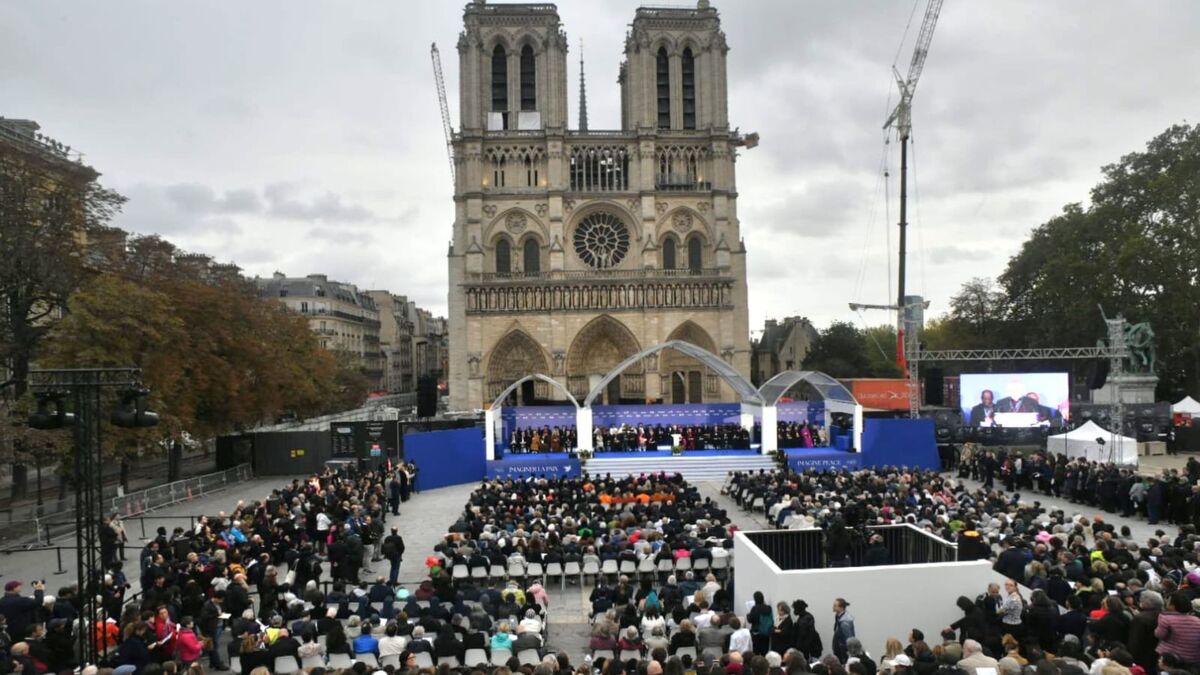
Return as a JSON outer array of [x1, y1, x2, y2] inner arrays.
[[1171, 396, 1200, 416], [1046, 420, 1138, 465]]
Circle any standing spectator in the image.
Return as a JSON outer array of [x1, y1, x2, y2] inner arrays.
[[389, 473, 402, 516], [770, 601, 794, 654], [175, 617, 204, 667], [832, 598, 855, 663], [748, 591, 773, 655], [995, 580, 1024, 640], [729, 617, 752, 655], [118, 621, 155, 674], [0, 581, 44, 641], [224, 575, 251, 623], [792, 600, 822, 660], [198, 590, 226, 671]]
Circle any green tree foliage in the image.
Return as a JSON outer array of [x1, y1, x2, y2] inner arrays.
[[802, 322, 863, 378], [862, 324, 904, 378], [927, 122, 1200, 397]]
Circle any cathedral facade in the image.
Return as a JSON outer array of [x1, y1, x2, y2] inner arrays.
[[447, 0, 752, 411]]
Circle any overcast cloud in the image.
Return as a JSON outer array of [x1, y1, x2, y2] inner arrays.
[[4, 0, 1199, 334]]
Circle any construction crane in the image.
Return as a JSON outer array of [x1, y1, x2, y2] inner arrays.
[[855, 0, 944, 417], [883, 0, 944, 336], [430, 43, 455, 188]]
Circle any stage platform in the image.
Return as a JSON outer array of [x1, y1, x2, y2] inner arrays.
[[487, 447, 859, 482], [501, 448, 762, 461]]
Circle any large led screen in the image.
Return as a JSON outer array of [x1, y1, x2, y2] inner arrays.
[[959, 372, 1069, 427]]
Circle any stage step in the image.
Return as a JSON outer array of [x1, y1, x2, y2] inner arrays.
[[581, 453, 776, 482]]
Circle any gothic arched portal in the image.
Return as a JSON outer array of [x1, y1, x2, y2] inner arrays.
[[486, 329, 549, 404], [660, 320, 718, 403], [566, 315, 642, 403]]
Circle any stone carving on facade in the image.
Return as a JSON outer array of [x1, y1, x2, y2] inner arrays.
[[644, 353, 659, 371], [697, 201, 709, 213], [672, 211, 693, 233], [552, 351, 566, 375], [656, 201, 669, 215], [534, 203, 548, 217], [482, 204, 497, 218], [626, 198, 638, 213], [710, 30, 729, 54], [563, 198, 576, 214], [721, 347, 735, 363], [467, 353, 481, 377], [505, 212, 527, 234], [464, 279, 733, 314]]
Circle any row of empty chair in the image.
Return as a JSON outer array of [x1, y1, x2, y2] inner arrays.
[[447, 554, 732, 589], [250, 647, 548, 674]]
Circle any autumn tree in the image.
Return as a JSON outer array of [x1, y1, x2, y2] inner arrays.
[[0, 145, 125, 496]]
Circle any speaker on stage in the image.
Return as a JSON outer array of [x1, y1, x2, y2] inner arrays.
[[1087, 360, 1110, 389], [925, 368, 944, 406], [417, 376, 438, 418]]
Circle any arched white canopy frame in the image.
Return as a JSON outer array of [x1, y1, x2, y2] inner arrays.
[[756, 370, 863, 455], [485, 374, 580, 460]]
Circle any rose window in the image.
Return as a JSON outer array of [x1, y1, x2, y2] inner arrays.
[[573, 212, 630, 269]]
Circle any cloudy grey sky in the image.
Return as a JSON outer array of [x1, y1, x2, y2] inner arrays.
[[4, 1, 1199, 332]]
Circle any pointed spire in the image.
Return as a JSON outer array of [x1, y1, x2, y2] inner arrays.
[[578, 38, 589, 132]]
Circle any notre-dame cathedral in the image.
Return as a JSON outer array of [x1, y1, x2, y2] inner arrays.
[[447, 0, 752, 411]]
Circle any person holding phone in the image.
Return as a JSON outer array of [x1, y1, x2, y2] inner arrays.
[[0, 580, 44, 642]]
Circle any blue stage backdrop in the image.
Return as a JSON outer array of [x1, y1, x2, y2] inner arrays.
[[499, 403, 753, 452], [860, 418, 940, 470], [776, 401, 825, 423], [404, 427, 485, 490], [486, 455, 581, 480]]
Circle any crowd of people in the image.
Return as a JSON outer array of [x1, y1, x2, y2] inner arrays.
[[956, 450, 1200, 527], [727, 463, 1200, 668], [0, 462, 420, 675], [2, 449, 1198, 675]]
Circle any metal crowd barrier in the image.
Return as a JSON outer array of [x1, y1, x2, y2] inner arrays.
[[744, 523, 958, 571], [2, 464, 254, 547]]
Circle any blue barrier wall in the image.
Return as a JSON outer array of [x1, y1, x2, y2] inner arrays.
[[404, 427, 486, 490], [860, 418, 940, 470]]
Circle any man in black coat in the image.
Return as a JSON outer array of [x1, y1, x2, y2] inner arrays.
[[224, 575, 251, 622], [0, 581, 44, 642], [382, 528, 406, 585], [389, 475, 402, 516], [198, 590, 226, 670], [863, 535, 891, 567], [991, 539, 1028, 583]]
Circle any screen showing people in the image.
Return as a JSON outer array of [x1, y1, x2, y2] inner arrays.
[[960, 372, 1069, 428]]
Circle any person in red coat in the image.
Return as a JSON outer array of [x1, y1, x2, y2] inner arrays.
[[175, 617, 205, 666]]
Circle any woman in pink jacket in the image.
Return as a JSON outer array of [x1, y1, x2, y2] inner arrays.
[[175, 617, 205, 666]]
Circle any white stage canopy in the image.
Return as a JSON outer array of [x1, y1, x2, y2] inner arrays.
[[1172, 396, 1200, 416], [1046, 420, 1137, 465]]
